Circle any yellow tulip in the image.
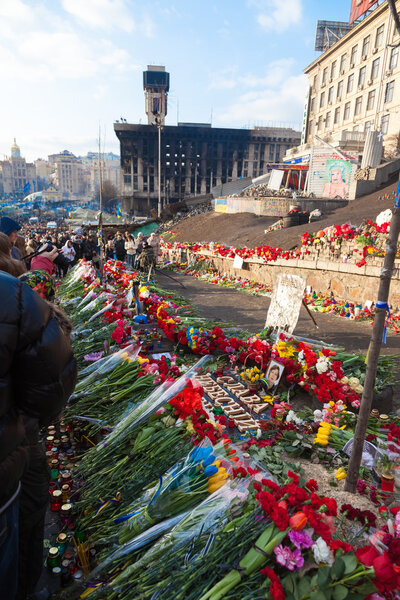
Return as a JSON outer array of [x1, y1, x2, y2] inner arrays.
[[335, 468, 346, 480]]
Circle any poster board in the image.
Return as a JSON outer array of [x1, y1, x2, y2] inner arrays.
[[265, 274, 306, 334], [233, 255, 244, 269], [269, 169, 285, 191]]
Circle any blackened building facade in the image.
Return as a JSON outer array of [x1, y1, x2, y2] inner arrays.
[[114, 122, 301, 214]]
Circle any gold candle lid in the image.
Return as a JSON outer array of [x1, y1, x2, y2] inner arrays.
[[61, 503, 72, 511], [53, 490, 62, 498], [61, 484, 70, 492], [380, 414, 389, 421], [49, 547, 59, 557], [57, 533, 67, 543]]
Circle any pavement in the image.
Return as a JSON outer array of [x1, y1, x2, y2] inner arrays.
[[155, 270, 400, 355]]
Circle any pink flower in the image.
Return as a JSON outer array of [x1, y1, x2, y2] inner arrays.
[[274, 544, 304, 571], [288, 530, 314, 549], [84, 351, 103, 362]]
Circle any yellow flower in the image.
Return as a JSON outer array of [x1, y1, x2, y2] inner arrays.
[[313, 437, 329, 446], [260, 395, 273, 404], [335, 468, 346, 480]]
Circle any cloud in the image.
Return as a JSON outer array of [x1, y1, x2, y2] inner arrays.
[[61, 0, 135, 32], [209, 59, 295, 91], [252, 0, 302, 33], [215, 71, 308, 128], [0, 0, 137, 82]]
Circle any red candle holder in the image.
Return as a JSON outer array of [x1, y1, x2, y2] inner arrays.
[[381, 474, 394, 493], [50, 490, 62, 512]]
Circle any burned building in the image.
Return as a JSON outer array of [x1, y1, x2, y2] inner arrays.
[[114, 65, 300, 214], [115, 122, 301, 214]]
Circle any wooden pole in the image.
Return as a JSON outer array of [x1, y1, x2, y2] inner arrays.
[[345, 194, 400, 493]]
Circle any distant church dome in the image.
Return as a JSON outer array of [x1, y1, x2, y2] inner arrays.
[[11, 138, 21, 158]]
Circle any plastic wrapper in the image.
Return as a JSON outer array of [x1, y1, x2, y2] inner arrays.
[[108, 478, 250, 589], [117, 440, 232, 543], [100, 355, 211, 452], [75, 344, 141, 392]]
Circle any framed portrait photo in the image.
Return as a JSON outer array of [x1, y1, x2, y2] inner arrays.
[[263, 360, 285, 394]]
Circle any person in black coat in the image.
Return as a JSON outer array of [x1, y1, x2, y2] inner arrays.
[[114, 233, 126, 261], [0, 271, 77, 600]]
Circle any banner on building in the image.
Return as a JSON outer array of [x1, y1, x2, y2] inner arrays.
[[308, 147, 357, 199], [349, 0, 378, 25]]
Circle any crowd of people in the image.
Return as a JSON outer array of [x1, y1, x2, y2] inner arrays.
[[0, 215, 162, 600], [0, 216, 161, 281]]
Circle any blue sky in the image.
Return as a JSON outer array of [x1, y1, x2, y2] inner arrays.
[[0, 0, 352, 161]]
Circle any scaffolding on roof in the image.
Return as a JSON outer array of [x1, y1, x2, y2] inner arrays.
[[314, 20, 354, 52]]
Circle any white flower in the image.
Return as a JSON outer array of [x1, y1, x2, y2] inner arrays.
[[313, 537, 334, 566], [316, 357, 329, 374], [298, 350, 305, 364], [286, 410, 303, 426], [313, 410, 323, 423]]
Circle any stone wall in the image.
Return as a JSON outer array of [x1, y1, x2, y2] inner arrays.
[[166, 247, 400, 312], [214, 196, 348, 217]]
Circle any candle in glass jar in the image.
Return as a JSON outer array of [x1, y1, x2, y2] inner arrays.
[[61, 484, 70, 503], [46, 436, 55, 449], [60, 503, 73, 527], [50, 490, 62, 512], [47, 547, 60, 570]]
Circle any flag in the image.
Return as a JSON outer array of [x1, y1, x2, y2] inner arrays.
[[117, 203, 122, 219], [23, 182, 30, 193]]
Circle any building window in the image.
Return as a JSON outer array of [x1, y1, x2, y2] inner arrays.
[[358, 66, 366, 87], [328, 86, 334, 104], [353, 125, 360, 132], [381, 114, 389, 134], [389, 46, 399, 70], [347, 73, 354, 94], [362, 35, 370, 58], [385, 80, 395, 103], [340, 53, 347, 73], [275, 145, 281, 160], [317, 116, 323, 130], [325, 111, 331, 128], [371, 57, 380, 80], [375, 24, 384, 48], [321, 67, 328, 86], [354, 96, 362, 115], [334, 107, 340, 124], [330, 60, 337, 79], [367, 89, 376, 110], [320, 91, 325, 108], [344, 102, 351, 120], [337, 80, 343, 100], [309, 97, 315, 112], [364, 121, 371, 134], [350, 44, 358, 66], [312, 74, 317, 90], [269, 146, 274, 161]]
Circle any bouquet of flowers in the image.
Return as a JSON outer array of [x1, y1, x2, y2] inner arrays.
[[117, 442, 230, 543]]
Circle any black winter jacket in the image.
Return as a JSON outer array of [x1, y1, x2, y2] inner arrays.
[[0, 271, 77, 508]]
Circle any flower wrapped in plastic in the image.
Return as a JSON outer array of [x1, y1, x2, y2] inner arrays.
[[117, 441, 231, 543]]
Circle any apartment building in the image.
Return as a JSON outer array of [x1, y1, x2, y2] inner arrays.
[[304, 1, 400, 148]]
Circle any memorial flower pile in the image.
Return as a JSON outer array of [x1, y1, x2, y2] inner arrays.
[[51, 260, 400, 600]]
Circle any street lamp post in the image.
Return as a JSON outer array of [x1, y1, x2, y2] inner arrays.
[[156, 117, 162, 218]]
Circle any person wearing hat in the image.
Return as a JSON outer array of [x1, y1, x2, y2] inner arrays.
[[0, 216, 22, 260]]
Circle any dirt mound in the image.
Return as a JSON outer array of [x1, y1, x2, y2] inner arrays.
[[168, 178, 398, 249]]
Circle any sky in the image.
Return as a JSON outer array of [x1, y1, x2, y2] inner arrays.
[[0, 0, 353, 161]]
